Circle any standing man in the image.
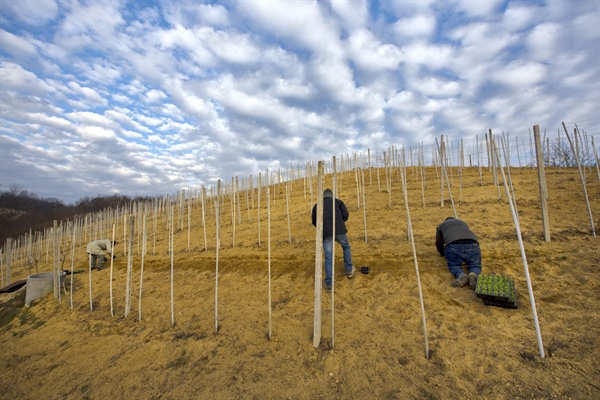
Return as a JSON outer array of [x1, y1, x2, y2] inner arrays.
[[312, 188, 356, 290], [436, 217, 481, 289], [86, 239, 115, 271]]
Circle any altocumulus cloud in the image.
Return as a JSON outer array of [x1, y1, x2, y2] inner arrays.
[[0, 0, 598, 203]]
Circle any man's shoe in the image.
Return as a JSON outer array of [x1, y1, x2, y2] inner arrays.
[[347, 266, 356, 279], [468, 272, 478, 289], [452, 273, 468, 288], [324, 282, 332, 291]]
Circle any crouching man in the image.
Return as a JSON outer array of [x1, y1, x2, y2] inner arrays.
[[436, 217, 481, 289], [86, 239, 116, 271]]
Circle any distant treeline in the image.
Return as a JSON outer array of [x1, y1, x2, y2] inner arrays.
[[0, 184, 154, 245]]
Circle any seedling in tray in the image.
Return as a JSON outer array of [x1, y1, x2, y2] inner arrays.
[[475, 274, 518, 309]]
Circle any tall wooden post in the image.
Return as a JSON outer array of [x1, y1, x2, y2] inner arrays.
[[534, 125, 551, 242], [313, 161, 324, 348]]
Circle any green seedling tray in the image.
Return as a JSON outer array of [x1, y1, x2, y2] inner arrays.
[[475, 274, 518, 309]]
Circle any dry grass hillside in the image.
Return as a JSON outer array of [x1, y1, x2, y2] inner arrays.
[[1, 165, 599, 399]]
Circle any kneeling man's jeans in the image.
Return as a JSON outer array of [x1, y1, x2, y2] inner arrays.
[[445, 243, 481, 278]]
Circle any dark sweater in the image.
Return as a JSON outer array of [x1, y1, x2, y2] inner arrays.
[[435, 218, 478, 256], [312, 190, 349, 239]]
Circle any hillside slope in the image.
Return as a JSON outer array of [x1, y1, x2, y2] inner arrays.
[[1, 166, 599, 399]]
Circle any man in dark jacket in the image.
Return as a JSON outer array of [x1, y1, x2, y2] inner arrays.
[[312, 188, 355, 290], [436, 217, 481, 288]]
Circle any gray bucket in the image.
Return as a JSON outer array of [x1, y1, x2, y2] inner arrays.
[[25, 271, 66, 307]]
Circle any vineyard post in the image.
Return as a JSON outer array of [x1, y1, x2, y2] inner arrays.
[[237, 176, 242, 225], [591, 136, 600, 183], [313, 160, 324, 348], [361, 158, 368, 243], [485, 131, 491, 170], [439, 137, 445, 207], [170, 204, 175, 327], [399, 162, 430, 359], [53, 220, 59, 299], [1, 247, 3, 289], [459, 139, 464, 205], [534, 125, 551, 242], [245, 178, 251, 222], [232, 177, 236, 248], [109, 223, 115, 316], [435, 138, 458, 218], [492, 137, 545, 358], [419, 145, 426, 207], [70, 223, 76, 310], [331, 156, 337, 348], [215, 179, 221, 333], [267, 172, 272, 340], [377, 155, 381, 193], [354, 154, 360, 209], [125, 216, 134, 317], [88, 251, 93, 312], [138, 216, 147, 322], [500, 135, 520, 223], [286, 180, 291, 244], [188, 190, 192, 252], [368, 148, 372, 185], [202, 186, 207, 251], [257, 173, 262, 247], [562, 122, 596, 237], [529, 128, 534, 169]]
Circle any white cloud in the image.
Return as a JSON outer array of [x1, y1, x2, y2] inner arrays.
[[411, 77, 461, 97], [526, 23, 561, 62], [145, 89, 167, 104], [347, 29, 403, 71], [454, 0, 503, 17], [0, 30, 38, 59], [239, 0, 342, 57], [491, 61, 548, 87], [0, 0, 598, 203], [67, 82, 108, 107], [76, 125, 116, 141], [0, 62, 56, 95], [393, 14, 436, 39], [1, 0, 58, 25], [402, 41, 454, 70], [502, 3, 539, 32], [328, 0, 369, 31]]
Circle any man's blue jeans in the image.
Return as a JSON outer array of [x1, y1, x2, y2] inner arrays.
[[322, 233, 353, 287], [444, 243, 481, 278]]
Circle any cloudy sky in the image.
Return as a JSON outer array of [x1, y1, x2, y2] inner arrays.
[[1, 0, 598, 204]]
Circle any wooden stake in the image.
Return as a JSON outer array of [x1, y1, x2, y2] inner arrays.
[[533, 125, 551, 242], [562, 122, 596, 237], [591, 136, 600, 183], [435, 138, 458, 218], [313, 161, 324, 348], [399, 162, 430, 359], [170, 205, 175, 327], [69, 223, 76, 310], [331, 156, 337, 348], [109, 223, 115, 316], [215, 180, 221, 332], [138, 216, 147, 321], [125, 216, 134, 317], [492, 137, 545, 358], [267, 175, 272, 340], [286, 180, 291, 244]]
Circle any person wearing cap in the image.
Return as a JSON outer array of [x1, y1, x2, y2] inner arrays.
[[312, 188, 356, 290], [435, 217, 481, 289], [86, 239, 116, 271]]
